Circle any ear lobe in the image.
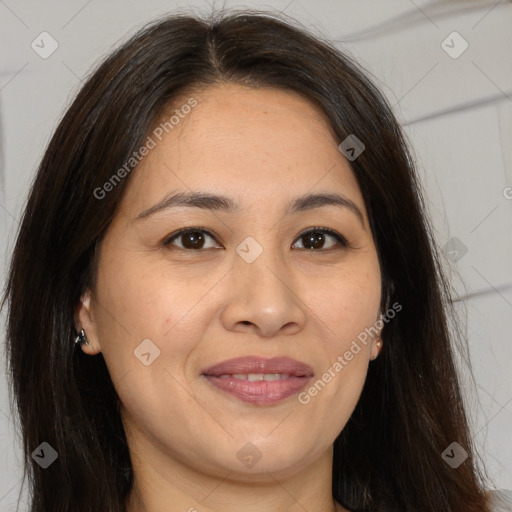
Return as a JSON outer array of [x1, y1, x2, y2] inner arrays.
[[75, 289, 102, 355], [370, 338, 382, 361]]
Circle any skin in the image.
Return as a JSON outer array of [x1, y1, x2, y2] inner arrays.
[[77, 83, 383, 512]]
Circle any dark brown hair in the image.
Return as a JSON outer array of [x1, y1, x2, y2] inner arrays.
[[2, 9, 490, 512]]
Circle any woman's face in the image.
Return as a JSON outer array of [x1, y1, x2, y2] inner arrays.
[[78, 83, 382, 481]]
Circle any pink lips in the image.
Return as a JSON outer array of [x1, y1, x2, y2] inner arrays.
[[202, 356, 314, 405]]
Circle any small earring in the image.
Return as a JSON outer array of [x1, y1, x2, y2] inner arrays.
[[74, 328, 89, 347]]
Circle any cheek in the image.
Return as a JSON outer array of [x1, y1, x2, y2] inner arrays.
[[95, 251, 188, 333], [295, 262, 381, 426], [305, 263, 382, 349], [91, 256, 214, 428], [92, 252, 221, 378]]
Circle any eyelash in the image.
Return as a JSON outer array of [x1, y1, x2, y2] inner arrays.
[[162, 226, 348, 251]]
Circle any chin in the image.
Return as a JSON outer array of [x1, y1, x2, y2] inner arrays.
[[212, 438, 321, 480]]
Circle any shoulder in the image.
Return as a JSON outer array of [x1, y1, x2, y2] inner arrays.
[[487, 489, 512, 511]]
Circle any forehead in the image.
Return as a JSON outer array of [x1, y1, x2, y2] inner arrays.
[[118, 83, 365, 218]]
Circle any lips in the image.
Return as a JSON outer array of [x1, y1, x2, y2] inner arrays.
[[202, 356, 314, 405], [202, 356, 314, 377]]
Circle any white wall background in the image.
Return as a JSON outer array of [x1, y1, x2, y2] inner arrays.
[[1, 0, 511, 508]]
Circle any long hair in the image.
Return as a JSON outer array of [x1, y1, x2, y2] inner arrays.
[[1, 9, 490, 512]]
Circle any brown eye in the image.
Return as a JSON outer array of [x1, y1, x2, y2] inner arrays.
[[163, 229, 220, 250], [292, 228, 347, 251]]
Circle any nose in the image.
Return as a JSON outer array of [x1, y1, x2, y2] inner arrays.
[[219, 244, 307, 338]]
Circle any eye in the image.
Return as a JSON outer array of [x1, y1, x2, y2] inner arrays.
[[292, 227, 348, 251], [162, 227, 347, 251], [162, 228, 222, 250]]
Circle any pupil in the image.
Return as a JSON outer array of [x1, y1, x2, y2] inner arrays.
[[304, 231, 324, 249], [183, 231, 204, 249]]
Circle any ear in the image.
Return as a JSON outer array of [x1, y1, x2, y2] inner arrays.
[[75, 289, 102, 355], [370, 337, 382, 361], [370, 309, 384, 361]]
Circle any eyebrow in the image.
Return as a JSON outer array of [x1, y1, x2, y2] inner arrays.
[[135, 191, 365, 228]]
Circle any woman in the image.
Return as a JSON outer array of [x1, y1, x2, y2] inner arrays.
[[1, 9, 499, 512]]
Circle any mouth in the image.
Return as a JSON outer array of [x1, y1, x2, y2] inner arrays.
[[202, 356, 314, 406]]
